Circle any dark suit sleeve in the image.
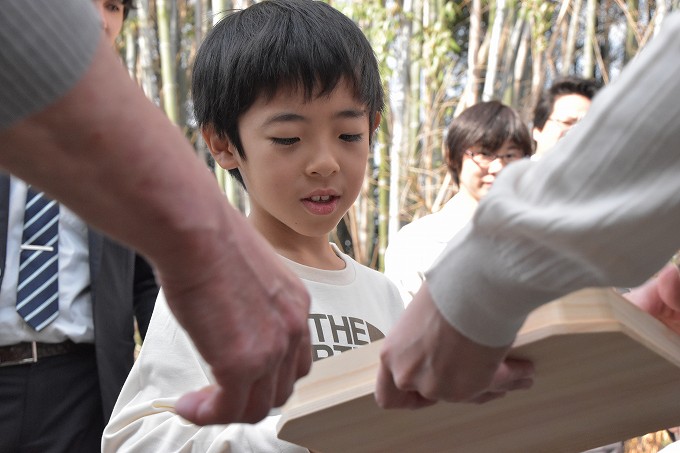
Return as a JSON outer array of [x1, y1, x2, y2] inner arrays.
[[132, 254, 159, 340]]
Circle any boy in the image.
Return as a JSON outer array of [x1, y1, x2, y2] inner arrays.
[[102, 1, 404, 451], [385, 101, 533, 303]]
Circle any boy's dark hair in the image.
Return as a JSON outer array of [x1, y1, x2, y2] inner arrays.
[[122, 0, 135, 20], [446, 101, 532, 187], [532, 77, 601, 131], [192, 0, 385, 186]]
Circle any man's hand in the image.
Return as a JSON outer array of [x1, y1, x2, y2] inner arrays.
[[158, 211, 312, 426], [376, 282, 534, 409], [625, 260, 680, 333]]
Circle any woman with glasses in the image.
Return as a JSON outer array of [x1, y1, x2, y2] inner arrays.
[[385, 101, 533, 304]]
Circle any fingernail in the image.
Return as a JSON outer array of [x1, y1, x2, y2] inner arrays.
[[174, 395, 197, 419]]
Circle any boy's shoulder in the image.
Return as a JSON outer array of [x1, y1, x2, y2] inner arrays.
[[331, 244, 401, 291]]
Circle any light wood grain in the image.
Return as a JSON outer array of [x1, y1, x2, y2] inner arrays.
[[277, 288, 680, 453]]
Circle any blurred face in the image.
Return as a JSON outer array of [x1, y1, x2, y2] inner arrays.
[[459, 140, 524, 202], [209, 79, 376, 251], [533, 94, 592, 156], [92, 0, 125, 46]]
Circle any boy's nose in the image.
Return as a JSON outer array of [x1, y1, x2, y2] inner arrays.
[[307, 148, 340, 177]]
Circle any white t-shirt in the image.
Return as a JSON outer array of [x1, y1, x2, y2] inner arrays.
[[102, 244, 404, 452]]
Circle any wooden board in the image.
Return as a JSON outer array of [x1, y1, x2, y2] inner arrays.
[[277, 288, 680, 453]]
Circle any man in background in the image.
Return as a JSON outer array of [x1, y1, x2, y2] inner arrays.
[[532, 77, 601, 158], [0, 2, 159, 451]]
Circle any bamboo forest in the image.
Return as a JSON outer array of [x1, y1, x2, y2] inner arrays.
[[119, 0, 676, 270]]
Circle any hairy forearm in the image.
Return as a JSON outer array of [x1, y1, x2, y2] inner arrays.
[[1, 4, 311, 426], [0, 36, 236, 282]]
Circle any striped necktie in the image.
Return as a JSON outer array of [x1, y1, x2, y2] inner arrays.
[[16, 187, 60, 331]]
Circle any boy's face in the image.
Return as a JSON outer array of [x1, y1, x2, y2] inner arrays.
[[459, 140, 523, 202], [209, 79, 376, 246], [92, 0, 125, 46]]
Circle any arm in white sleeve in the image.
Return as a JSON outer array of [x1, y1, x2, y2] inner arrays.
[[426, 12, 680, 347]]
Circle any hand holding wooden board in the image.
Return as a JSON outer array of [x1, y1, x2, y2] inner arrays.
[[278, 288, 680, 453]]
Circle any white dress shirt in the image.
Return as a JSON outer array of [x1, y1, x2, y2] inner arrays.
[[385, 189, 478, 304], [0, 176, 94, 345]]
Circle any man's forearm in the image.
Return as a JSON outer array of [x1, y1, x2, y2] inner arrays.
[[0, 35, 238, 280], [0, 4, 312, 426]]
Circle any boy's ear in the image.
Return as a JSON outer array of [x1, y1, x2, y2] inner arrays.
[[371, 112, 382, 133], [201, 125, 239, 170]]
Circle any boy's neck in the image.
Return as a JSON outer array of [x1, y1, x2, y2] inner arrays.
[[276, 241, 345, 271], [248, 215, 345, 270]]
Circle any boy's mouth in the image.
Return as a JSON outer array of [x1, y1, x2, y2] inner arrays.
[[301, 195, 340, 215]]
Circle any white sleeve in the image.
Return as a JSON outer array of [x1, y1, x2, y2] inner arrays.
[[102, 292, 309, 453], [0, 0, 101, 131], [426, 12, 680, 347]]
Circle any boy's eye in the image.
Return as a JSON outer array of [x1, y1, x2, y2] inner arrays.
[[340, 134, 363, 143], [105, 2, 122, 12], [271, 137, 299, 146]]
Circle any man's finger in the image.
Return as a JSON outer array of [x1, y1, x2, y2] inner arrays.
[[175, 382, 250, 426], [375, 362, 436, 410], [241, 375, 277, 424], [487, 358, 535, 393], [274, 333, 312, 408]]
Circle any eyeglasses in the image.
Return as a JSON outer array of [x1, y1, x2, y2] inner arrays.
[[463, 149, 525, 167], [547, 116, 582, 128]]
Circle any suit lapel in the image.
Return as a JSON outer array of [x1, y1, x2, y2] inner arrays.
[[88, 228, 103, 297], [0, 173, 10, 286]]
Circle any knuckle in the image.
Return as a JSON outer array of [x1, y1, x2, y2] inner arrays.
[[242, 401, 272, 424], [391, 370, 416, 392]]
